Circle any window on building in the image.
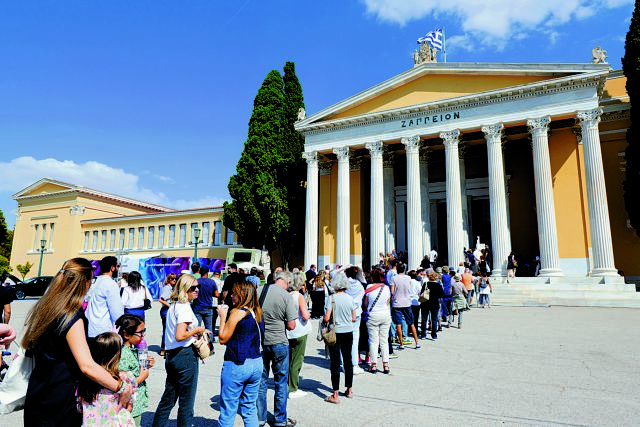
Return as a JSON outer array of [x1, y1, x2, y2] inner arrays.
[[168, 225, 176, 248], [101, 230, 107, 251], [202, 222, 210, 246], [128, 228, 135, 249], [148, 226, 155, 249], [110, 229, 116, 250], [48, 223, 55, 250], [158, 225, 165, 248], [92, 231, 98, 252], [33, 224, 40, 251], [83, 231, 90, 252], [179, 224, 187, 247], [225, 227, 235, 245], [213, 221, 222, 246], [137, 227, 145, 249], [119, 229, 126, 249]]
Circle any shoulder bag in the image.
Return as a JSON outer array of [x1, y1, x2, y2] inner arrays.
[[0, 348, 35, 414], [362, 285, 385, 322], [172, 303, 214, 361], [320, 296, 337, 346], [143, 285, 152, 311], [418, 282, 430, 303]]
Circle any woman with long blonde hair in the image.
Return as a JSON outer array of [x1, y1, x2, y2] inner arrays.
[[152, 274, 205, 427], [216, 281, 264, 427], [23, 257, 132, 427]]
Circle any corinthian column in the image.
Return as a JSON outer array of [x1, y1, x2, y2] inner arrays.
[[333, 146, 350, 266], [442, 129, 465, 268], [402, 135, 423, 269], [383, 148, 396, 254], [366, 141, 385, 268], [577, 109, 619, 277], [527, 117, 563, 276], [303, 151, 319, 269], [419, 148, 432, 258], [459, 143, 470, 248], [482, 123, 511, 277]]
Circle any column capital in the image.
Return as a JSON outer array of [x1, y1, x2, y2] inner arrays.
[[366, 141, 384, 159], [319, 161, 333, 176], [440, 129, 460, 148], [527, 116, 551, 137], [577, 108, 603, 129], [302, 151, 318, 165], [401, 135, 421, 154], [482, 123, 504, 143], [419, 147, 432, 164], [333, 146, 350, 162]]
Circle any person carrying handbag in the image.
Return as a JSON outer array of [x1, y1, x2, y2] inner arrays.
[[322, 272, 356, 404], [363, 269, 391, 374], [121, 271, 153, 321]]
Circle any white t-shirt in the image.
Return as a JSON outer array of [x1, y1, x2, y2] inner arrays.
[[409, 279, 422, 306], [164, 302, 198, 350], [121, 285, 152, 309], [365, 284, 391, 315], [287, 292, 312, 339]]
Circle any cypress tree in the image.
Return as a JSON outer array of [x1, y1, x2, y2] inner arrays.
[[622, 0, 640, 237], [223, 70, 288, 252]]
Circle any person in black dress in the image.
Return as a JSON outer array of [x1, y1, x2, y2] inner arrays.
[[22, 258, 132, 426]]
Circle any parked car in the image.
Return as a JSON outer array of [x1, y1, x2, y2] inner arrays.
[[1, 273, 23, 287], [11, 276, 53, 300]]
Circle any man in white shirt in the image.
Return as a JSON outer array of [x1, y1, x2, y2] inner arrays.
[[86, 256, 124, 338], [429, 248, 438, 267]]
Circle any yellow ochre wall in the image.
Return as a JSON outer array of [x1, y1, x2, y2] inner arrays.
[[331, 74, 550, 120], [549, 129, 590, 260], [318, 167, 336, 264]]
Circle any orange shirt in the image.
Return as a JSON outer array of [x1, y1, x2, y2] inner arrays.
[[461, 272, 473, 291]]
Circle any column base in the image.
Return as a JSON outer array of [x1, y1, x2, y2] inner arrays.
[[539, 268, 564, 277], [591, 268, 620, 277]]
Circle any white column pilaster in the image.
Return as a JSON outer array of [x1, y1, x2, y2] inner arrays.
[[527, 117, 563, 276], [459, 143, 470, 248], [303, 151, 319, 269], [402, 135, 423, 269], [441, 129, 465, 268], [366, 141, 385, 267], [419, 148, 432, 258], [383, 149, 396, 254], [482, 123, 511, 277], [577, 109, 619, 277], [334, 146, 350, 266]]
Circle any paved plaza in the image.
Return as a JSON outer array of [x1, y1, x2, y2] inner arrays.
[[2, 300, 639, 426]]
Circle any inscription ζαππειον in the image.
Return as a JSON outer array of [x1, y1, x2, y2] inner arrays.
[[401, 111, 460, 128]]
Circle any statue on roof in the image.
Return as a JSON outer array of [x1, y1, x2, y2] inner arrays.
[[414, 42, 437, 66], [592, 46, 608, 64], [297, 107, 306, 121]]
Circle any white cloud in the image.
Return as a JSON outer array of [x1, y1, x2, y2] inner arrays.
[[0, 156, 227, 209], [362, 0, 633, 49]]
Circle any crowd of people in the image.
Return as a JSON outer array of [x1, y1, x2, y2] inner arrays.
[[0, 251, 500, 427]]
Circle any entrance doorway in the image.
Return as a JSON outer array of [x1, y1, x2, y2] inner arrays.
[[469, 198, 492, 249]]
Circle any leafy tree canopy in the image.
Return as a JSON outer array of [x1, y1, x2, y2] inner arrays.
[[17, 262, 33, 280]]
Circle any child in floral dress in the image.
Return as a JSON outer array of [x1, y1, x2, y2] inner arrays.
[[115, 314, 155, 426], [77, 332, 137, 426]]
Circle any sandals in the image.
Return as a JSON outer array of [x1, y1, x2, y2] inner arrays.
[[344, 389, 353, 399], [383, 365, 390, 375], [325, 395, 340, 404], [367, 364, 377, 374]]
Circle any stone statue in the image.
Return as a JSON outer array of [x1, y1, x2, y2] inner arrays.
[[297, 107, 306, 121], [414, 42, 437, 66], [592, 46, 608, 64]]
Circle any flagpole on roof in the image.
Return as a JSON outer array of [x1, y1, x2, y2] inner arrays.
[[443, 27, 447, 63]]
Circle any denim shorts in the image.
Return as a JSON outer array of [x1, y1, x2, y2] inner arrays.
[[392, 306, 414, 325]]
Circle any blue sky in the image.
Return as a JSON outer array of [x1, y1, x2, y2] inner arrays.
[[0, 0, 634, 228]]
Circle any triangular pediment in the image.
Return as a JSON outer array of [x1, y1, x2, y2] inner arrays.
[[298, 63, 611, 127], [14, 178, 77, 198]]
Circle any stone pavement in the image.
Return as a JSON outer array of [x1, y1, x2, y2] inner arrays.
[[2, 300, 639, 426]]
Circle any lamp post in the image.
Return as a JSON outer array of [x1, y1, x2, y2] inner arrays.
[[37, 239, 47, 277], [115, 249, 129, 280], [189, 227, 203, 261]]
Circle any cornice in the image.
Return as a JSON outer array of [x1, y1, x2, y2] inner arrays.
[[297, 70, 607, 136], [81, 207, 224, 225]]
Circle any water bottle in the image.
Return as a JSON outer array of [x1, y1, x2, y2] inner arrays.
[[137, 339, 148, 369]]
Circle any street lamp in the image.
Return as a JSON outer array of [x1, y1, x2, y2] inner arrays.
[[189, 227, 203, 261], [115, 249, 129, 280], [37, 239, 47, 277]]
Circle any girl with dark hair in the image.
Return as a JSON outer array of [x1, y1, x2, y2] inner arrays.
[[216, 281, 264, 426], [121, 270, 153, 320], [116, 314, 155, 426], [78, 332, 137, 426], [23, 258, 132, 427]]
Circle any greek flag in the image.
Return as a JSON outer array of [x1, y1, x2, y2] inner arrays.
[[417, 28, 443, 50]]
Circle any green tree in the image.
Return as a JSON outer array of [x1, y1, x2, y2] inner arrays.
[[0, 255, 11, 277], [623, 0, 640, 237], [16, 262, 33, 280], [0, 229, 12, 260], [224, 70, 288, 258]]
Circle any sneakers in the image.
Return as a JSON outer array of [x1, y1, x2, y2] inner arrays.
[[402, 338, 412, 345], [353, 366, 365, 375], [289, 390, 308, 399], [388, 353, 399, 359]]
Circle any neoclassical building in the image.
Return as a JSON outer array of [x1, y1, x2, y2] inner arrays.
[[296, 62, 639, 283]]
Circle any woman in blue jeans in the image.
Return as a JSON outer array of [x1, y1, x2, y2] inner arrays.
[[152, 274, 205, 427], [217, 281, 264, 427]]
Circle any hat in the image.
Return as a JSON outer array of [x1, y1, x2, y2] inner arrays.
[[213, 270, 221, 275], [453, 274, 461, 282]]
